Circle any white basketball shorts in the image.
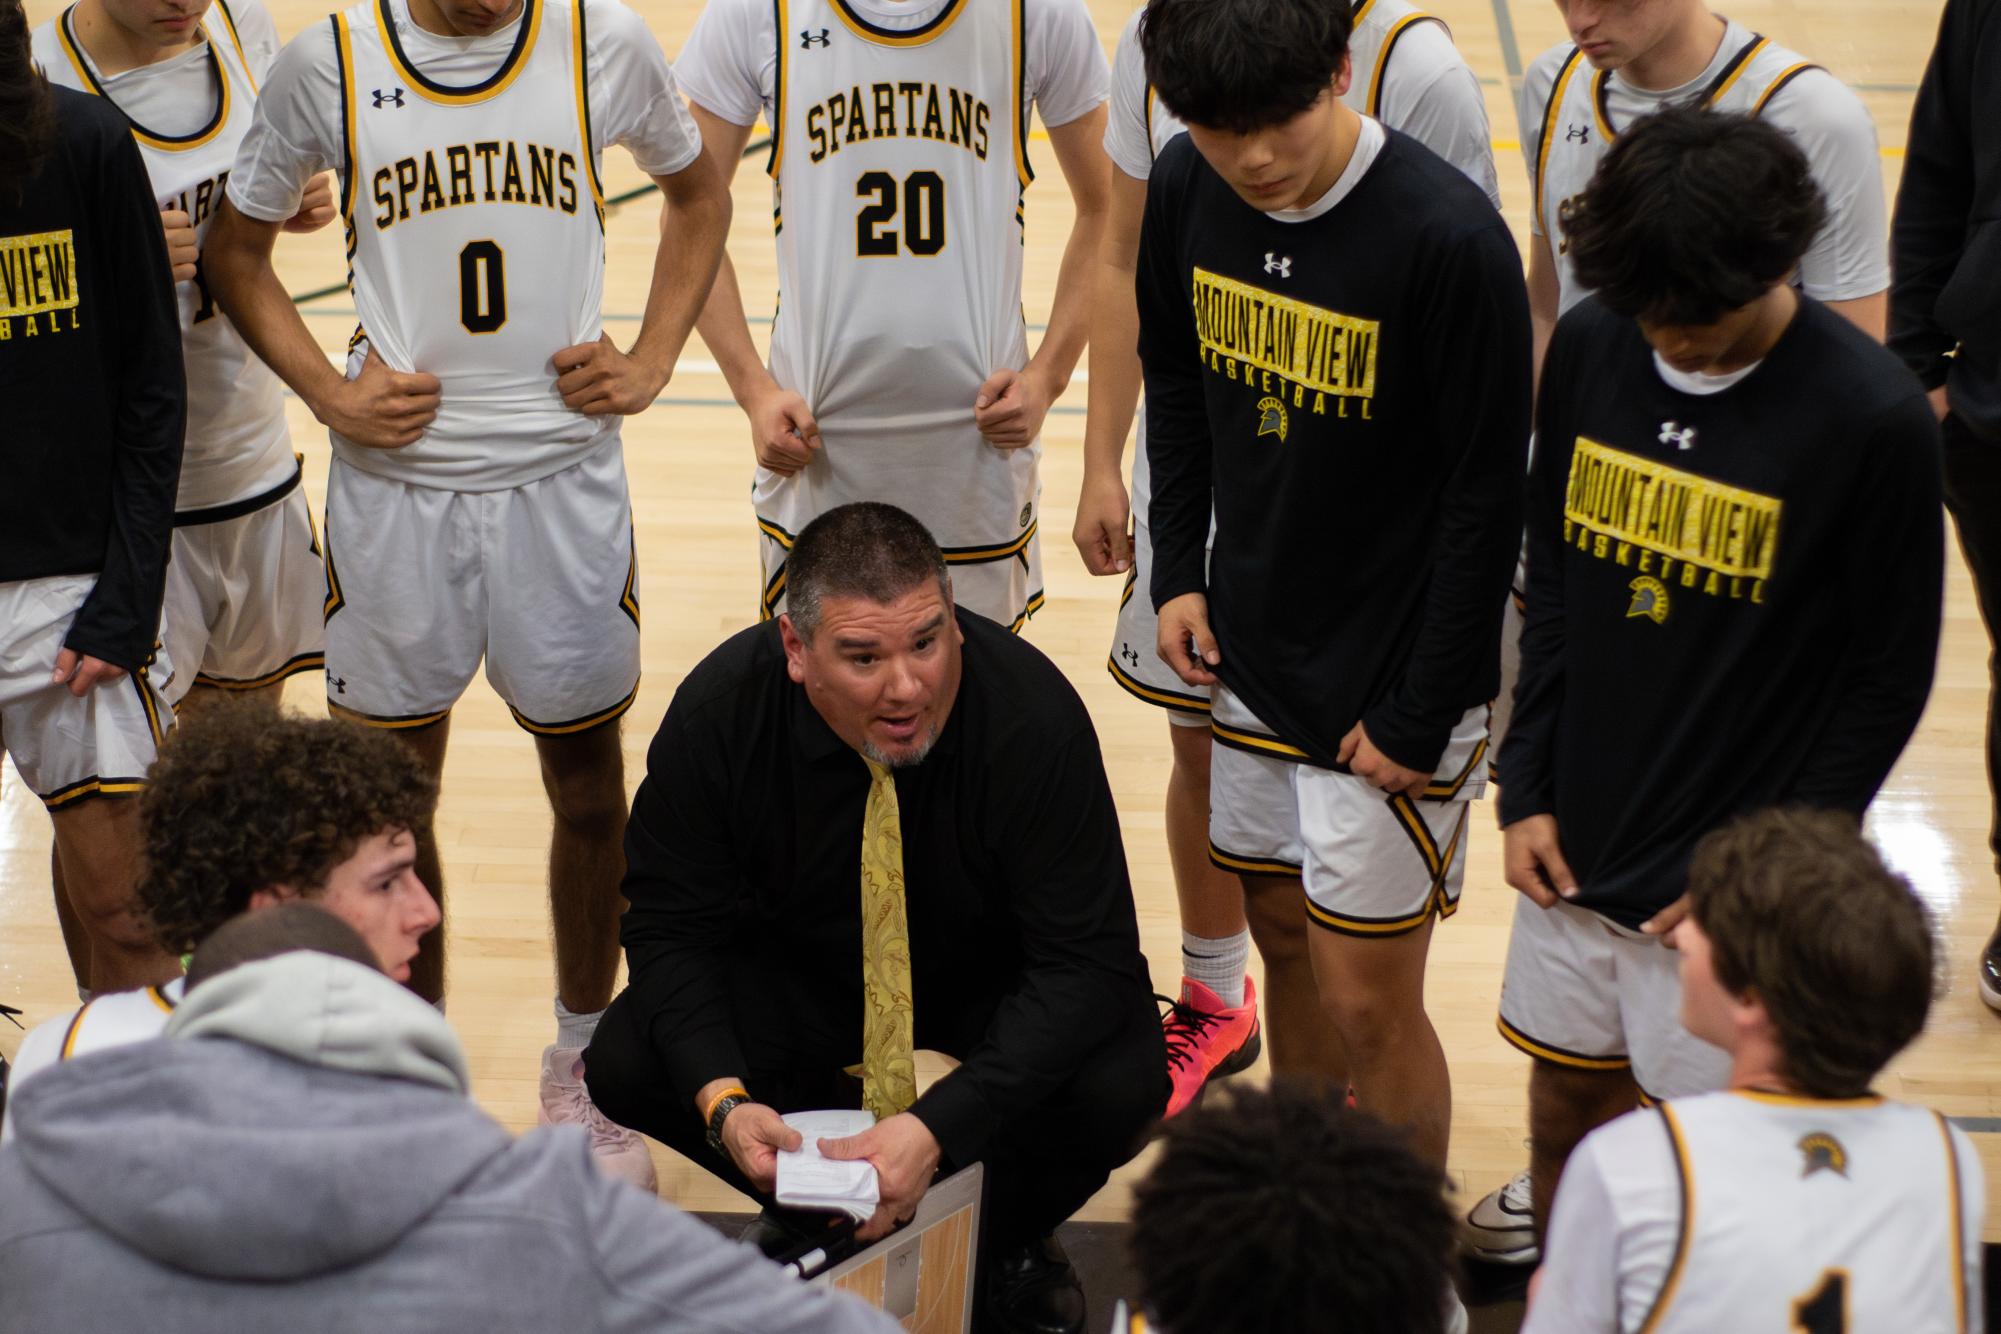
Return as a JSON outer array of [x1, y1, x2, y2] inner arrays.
[[320, 442, 640, 734], [0, 574, 173, 808], [1207, 684, 1488, 935]]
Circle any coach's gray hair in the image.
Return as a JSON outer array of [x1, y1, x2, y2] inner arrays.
[[785, 502, 951, 640], [185, 901, 381, 992]]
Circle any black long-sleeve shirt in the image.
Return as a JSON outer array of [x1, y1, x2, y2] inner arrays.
[[1, 88, 183, 671], [617, 612, 1157, 1168], [1139, 129, 1531, 772], [1500, 298, 1944, 927], [1890, 0, 2001, 441]]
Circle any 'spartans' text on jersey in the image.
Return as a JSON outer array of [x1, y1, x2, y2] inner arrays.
[[370, 140, 580, 230]]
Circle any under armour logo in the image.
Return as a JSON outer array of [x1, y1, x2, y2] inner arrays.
[[1565, 123, 1589, 143], [1658, 421, 1697, 451], [1120, 643, 1141, 668], [326, 671, 348, 695], [1263, 252, 1291, 278], [799, 28, 830, 46], [372, 88, 405, 108]]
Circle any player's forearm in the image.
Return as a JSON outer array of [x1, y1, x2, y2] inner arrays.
[[1081, 256, 1141, 484], [629, 165, 733, 387], [205, 202, 349, 421], [1527, 235, 1560, 400], [1027, 197, 1105, 397], [695, 248, 780, 406]]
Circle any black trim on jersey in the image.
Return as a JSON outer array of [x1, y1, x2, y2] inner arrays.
[[212, 0, 247, 62], [172, 462, 303, 528], [765, 0, 783, 176], [331, 15, 355, 216], [1367, 15, 1435, 118], [1013, 0, 1032, 183], [1533, 46, 1585, 220], [377, 0, 538, 97], [827, 0, 967, 43], [1752, 63, 1821, 115], [60, 4, 227, 144], [1592, 31, 1765, 137]]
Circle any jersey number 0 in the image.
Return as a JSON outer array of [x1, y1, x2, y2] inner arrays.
[[856, 170, 946, 256]]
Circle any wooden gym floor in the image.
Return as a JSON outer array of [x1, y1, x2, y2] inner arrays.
[[8, 0, 1996, 1244]]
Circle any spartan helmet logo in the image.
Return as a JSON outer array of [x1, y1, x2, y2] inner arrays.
[[1798, 1132, 1849, 1179], [1626, 576, 1670, 624], [371, 88, 406, 108], [799, 27, 831, 46], [1263, 252, 1292, 278], [1255, 396, 1288, 443]]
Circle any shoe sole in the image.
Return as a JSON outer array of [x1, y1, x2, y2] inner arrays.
[[1212, 1022, 1263, 1079], [1981, 973, 2001, 1013]]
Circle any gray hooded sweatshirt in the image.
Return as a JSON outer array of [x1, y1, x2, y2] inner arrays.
[[0, 953, 901, 1334]]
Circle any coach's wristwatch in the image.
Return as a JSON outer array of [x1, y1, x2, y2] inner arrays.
[[706, 1092, 752, 1157]]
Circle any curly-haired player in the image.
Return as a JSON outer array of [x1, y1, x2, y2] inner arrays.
[[1, 704, 439, 1138], [1114, 1080, 1460, 1334]]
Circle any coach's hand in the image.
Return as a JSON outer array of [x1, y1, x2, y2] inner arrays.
[[1157, 592, 1220, 687], [51, 649, 128, 698], [283, 173, 337, 234], [555, 333, 669, 416], [718, 1102, 803, 1195], [318, 346, 442, 448], [745, 380, 821, 475], [160, 208, 198, 283], [1339, 723, 1428, 797], [1072, 473, 1132, 575], [1503, 814, 1576, 909], [974, 366, 1052, 449], [820, 1113, 941, 1243]]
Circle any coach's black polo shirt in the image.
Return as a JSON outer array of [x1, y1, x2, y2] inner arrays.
[[617, 609, 1156, 1167]]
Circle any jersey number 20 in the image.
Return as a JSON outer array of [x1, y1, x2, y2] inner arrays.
[[856, 171, 945, 256]]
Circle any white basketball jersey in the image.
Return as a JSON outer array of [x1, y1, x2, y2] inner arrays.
[[59, 979, 184, 1062], [35, 3, 295, 512], [1531, 29, 1825, 319], [1123, 0, 1460, 518], [1644, 1092, 1973, 1333], [333, 0, 613, 491], [761, 0, 1036, 553]]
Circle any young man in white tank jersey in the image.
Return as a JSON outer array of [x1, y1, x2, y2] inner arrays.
[[202, 0, 731, 1187], [1524, 809, 1983, 1332]]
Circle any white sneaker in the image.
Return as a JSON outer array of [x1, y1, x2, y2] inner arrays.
[[1461, 1169, 1537, 1265], [538, 1045, 658, 1193]]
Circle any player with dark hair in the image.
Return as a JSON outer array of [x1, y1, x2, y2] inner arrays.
[[1075, 0, 1500, 1120], [1, 705, 440, 1136], [1117, 1081, 1459, 1334], [1, 0, 185, 997], [1496, 107, 1943, 1268], [1525, 809, 1982, 1331], [1135, 0, 1531, 1186]]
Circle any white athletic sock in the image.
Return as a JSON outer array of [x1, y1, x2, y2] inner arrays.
[[1181, 930, 1250, 1009], [554, 997, 603, 1054]]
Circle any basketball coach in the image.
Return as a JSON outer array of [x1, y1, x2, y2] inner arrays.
[[585, 502, 1167, 1334]]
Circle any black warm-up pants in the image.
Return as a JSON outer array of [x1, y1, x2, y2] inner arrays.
[[1945, 413, 2001, 882], [582, 988, 1168, 1254]]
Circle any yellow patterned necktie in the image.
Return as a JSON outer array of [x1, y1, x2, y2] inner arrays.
[[858, 758, 917, 1119]]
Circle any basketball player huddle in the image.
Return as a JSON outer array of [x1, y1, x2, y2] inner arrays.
[[3, 0, 1981, 1325]]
